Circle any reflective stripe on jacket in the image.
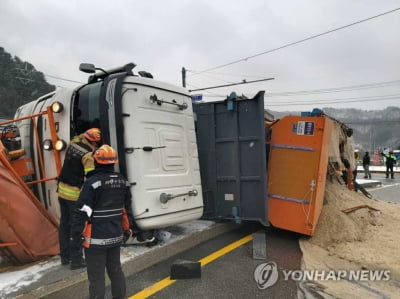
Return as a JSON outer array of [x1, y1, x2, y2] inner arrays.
[[74, 167, 134, 249], [92, 208, 124, 220], [85, 235, 124, 246], [57, 181, 81, 201]]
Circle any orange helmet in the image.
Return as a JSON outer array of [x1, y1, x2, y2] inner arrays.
[[84, 128, 101, 143], [93, 144, 118, 165]]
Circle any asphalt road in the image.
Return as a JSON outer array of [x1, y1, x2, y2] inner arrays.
[[362, 173, 400, 203], [122, 223, 302, 299], [106, 174, 399, 299]]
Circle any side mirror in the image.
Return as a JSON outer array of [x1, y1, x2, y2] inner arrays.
[[138, 71, 153, 79], [79, 63, 96, 74]]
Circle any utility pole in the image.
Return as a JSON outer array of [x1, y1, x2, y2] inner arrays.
[[369, 129, 372, 152], [181, 67, 186, 88]]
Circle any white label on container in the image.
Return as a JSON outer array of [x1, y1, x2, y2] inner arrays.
[[225, 193, 234, 201], [296, 121, 315, 136]]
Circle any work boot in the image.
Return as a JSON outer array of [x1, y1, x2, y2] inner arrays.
[[61, 257, 70, 266], [70, 258, 86, 270], [130, 231, 156, 245]]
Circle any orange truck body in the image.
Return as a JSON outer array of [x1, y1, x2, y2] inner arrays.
[[0, 108, 61, 264], [267, 116, 333, 236], [0, 141, 59, 264]]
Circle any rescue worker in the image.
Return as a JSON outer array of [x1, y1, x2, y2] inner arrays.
[[381, 150, 397, 179], [362, 151, 372, 179], [57, 128, 102, 269], [71, 144, 134, 299]]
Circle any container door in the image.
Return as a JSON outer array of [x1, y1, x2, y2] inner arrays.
[[194, 91, 268, 225]]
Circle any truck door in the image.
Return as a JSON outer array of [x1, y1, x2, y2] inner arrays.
[[117, 78, 203, 229], [75, 75, 204, 230]]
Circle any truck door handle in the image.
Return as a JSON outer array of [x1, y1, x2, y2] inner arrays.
[[160, 189, 198, 204], [125, 146, 166, 153], [149, 94, 188, 110]]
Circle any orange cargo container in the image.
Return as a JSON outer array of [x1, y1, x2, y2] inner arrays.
[[267, 115, 332, 236]]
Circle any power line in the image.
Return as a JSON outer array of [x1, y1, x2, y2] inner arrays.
[[44, 74, 85, 84], [12, 72, 83, 89], [346, 120, 400, 124], [189, 78, 274, 92], [267, 80, 400, 97], [192, 72, 236, 84], [187, 69, 267, 80], [202, 92, 400, 105], [265, 94, 400, 106], [190, 7, 400, 76], [192, 79, 400, 99], [186, 83, 221, 96], [201, 94, 400, 108]]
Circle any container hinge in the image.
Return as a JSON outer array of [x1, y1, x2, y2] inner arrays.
[[149, 94, 188, 110], [160, 189, 198, 204]]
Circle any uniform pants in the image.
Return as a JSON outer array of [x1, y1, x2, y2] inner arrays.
[[58, 197, 83, 262], [84, 246, 126, 299], [386, 164, 394, 178], [363, 164, 371, 178]]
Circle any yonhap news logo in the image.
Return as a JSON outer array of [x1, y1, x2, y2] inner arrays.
[[254, 261, 391, 290], [254, 262, 279, 289]]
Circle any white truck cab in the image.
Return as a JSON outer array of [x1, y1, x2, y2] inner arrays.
[[14, 63, 203, 229]]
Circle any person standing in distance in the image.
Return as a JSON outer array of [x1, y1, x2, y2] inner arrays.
[[362, 151, 372, 179], [381, 150, 397, 179], [57, 128, 102, 269], [71, 145, 134, 299]]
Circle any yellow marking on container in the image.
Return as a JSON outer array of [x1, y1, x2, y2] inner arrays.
[[129, 234, 253, 299]]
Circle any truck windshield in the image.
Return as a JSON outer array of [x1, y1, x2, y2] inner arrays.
[[73, 82, 102, 136]]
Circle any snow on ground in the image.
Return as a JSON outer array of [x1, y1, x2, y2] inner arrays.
[[120, 220, 215, 262], [0, 256, 60, 298], [356, 165, 400, 173]]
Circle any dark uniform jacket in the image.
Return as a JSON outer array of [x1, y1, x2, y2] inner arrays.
[[381, 153, 396, 167], [58, 136, 94, 200], [362, 154, 370, 166], [71, 166, 134, 249]]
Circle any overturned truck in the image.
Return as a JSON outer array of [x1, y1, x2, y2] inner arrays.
[[0, 63, 357, 265]]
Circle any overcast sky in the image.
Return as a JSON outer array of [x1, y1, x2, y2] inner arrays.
[[0, 0, 399, 112]]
